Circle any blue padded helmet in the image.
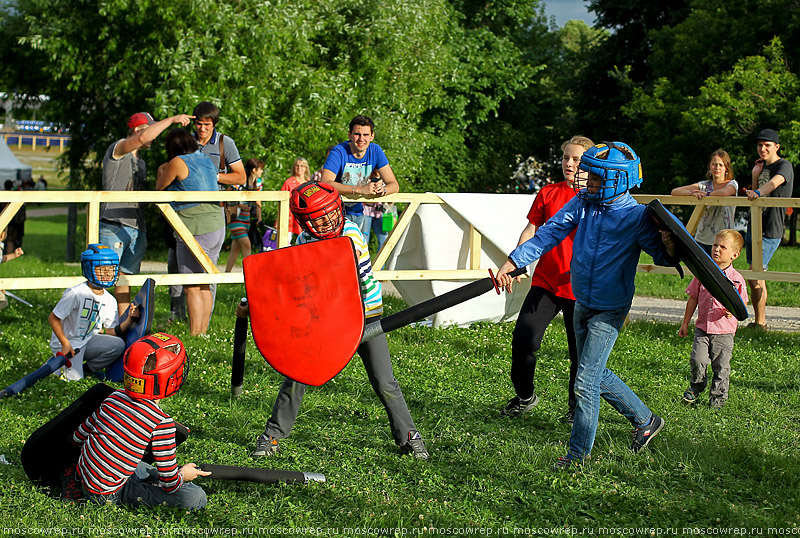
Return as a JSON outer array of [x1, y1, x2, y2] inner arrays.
[[81, 244, 119, 288], [575, 141, 642, 203]]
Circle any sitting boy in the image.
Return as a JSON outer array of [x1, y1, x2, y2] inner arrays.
[[497, 142, 678, 469], [49, 244, 137, 379], [251, 181, 428, 459], [73, 332, 210, 509], [679, 229, 748, 408], [0, 227, 24, 312], [0, 227, 24, 265]]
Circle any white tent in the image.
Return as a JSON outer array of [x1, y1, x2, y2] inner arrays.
[[385, 193, 535, 327], [0, 137, 32, 183]]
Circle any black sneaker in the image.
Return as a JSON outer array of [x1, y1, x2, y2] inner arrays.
[[500, 394, 539, 417], [559, 409, 575, 424], [251, 434, 280, 458], [552, 455, 580, 471], [400, 430, 429, 460], [59, 465, 84, 502], [631, 415, 665, 453], [682, 388, 697, 405]]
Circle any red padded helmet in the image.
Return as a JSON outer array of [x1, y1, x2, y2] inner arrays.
[[123, 333, 189, 400], [290, 181, 344, 239]]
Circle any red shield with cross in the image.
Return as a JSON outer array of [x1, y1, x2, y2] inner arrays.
[[242, 237, 365, 386]]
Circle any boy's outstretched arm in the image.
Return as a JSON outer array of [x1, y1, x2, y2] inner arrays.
[[496, 259, 521, 293]]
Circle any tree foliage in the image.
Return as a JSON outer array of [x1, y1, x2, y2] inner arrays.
[[570, 0, 800, 196], [626, 38, 800, 194], [0, 0, 547, 195], [4, 0, 800, 203]]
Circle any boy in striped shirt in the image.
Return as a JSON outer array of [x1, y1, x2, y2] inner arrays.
[[251, 182, 428, 459], [73, 333, 210, 509]]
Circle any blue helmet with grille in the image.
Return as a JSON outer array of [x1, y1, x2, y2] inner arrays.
[[80, 244, 119, 288], [575, 141, 642, 203]]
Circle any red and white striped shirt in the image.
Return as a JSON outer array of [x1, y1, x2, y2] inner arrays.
[[73, 390, 183, 495]]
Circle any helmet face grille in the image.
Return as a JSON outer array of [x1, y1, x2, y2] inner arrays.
[[290, 182, 345, 239], [305, 208, 344, 239], [81, 244, 119, 288], [92, 265, 118, 287], [164, 350, 189, 398], [575, 142, 642, 203]]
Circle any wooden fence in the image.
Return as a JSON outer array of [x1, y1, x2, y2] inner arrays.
[[1, 190, 799, 292], [633, 194, 800, 283]]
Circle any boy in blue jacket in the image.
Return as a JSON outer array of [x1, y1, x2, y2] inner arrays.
[[497, 141, 677, 469]]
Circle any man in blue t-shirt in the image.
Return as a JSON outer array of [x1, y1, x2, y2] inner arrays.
[[320, 115, 399, 232]]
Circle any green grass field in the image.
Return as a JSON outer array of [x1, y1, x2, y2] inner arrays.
[[2, 286, 800, 532], [8, 146, 69, 190], [2, 215, 800, 532]]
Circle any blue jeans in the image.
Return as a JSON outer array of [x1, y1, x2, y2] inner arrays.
[[568, 303, 653, 460], [98, 221, 146, 274], [82, 462, 207, 510], [360, 216, 389, 250], [744, 231, 781, 270]]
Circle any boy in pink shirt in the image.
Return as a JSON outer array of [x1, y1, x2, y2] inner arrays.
[[679, 229, 748, 408]]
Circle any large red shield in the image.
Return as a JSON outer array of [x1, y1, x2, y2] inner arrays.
[[242, 237, 365, 386]]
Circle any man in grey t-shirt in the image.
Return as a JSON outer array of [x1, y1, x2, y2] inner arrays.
[[192, 101, 246, 186], [99, 111, 194, 313]]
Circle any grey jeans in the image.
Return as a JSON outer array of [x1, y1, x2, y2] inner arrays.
[[82, 333, 126, 374], [264, 325, 418, 446], [690, 328, 735, 401]]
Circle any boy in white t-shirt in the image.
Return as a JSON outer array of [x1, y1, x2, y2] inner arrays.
[[0, 227, 24, 313], [49, 244, 138, 380]]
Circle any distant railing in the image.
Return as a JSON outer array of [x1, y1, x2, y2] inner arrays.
[[0, 190, 799, 291], [1, 132, 69, 151]]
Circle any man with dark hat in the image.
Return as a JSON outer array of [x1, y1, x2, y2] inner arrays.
[[743, 128, 794, 329]]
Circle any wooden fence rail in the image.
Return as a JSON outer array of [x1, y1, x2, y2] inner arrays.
[[633, 194, 800, 283], [1, 190, 799, 292]]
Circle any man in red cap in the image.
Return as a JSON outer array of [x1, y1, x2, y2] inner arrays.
[[99, 112, 194, 313]]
